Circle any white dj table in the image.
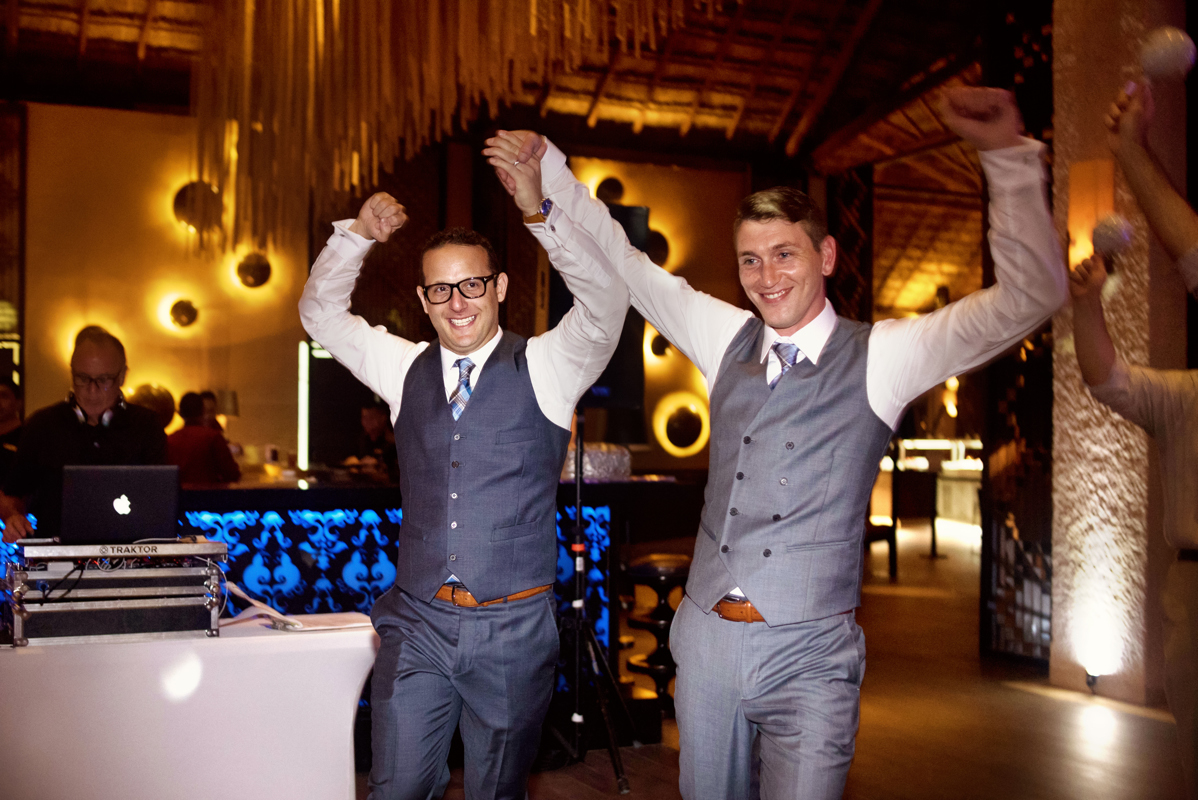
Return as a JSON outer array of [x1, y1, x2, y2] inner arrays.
[[0, 618, 378, 800]]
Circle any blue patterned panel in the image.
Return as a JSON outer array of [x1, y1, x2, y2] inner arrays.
[[555, 505, 613, 650]]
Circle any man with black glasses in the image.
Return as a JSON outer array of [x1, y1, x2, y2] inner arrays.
[[299, 165, 627, 800], [0, 326, 166, 542]]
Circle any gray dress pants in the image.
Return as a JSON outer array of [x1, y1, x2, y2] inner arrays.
[[671, 594, 866, 800], [367, 587, 559, 800]]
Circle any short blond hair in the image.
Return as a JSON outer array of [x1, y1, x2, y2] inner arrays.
[[734, 187, 828, 245]]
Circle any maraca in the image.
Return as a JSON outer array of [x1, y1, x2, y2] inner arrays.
[[1141, 26, 1195, 81], [1093, 214, 1133, 261]]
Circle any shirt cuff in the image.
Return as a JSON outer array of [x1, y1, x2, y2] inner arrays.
[[1088, 357, 1130, 401], [328, 219, 375, 261], [978, 137, 1046, 192], [526, 199, 575, 247], [1178, 244, 1198, 297]]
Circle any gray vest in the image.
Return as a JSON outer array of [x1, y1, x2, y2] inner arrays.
[[686, 316, 893, 625], [389, 333, 571, 603]]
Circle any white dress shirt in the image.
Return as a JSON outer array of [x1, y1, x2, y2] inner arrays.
[[537, 135, 1068, 599], [537, 136, 1068, 430], [298, 210, 629, 432], [1089, 359, 1198, 550]]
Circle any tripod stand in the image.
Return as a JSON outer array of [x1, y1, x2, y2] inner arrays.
[[545, 409, 637, 794]]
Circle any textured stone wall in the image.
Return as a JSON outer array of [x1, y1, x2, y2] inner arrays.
[[1051, 0, 1185, 704]]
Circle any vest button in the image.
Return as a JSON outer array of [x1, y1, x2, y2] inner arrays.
[[454, 433, 460, 441], [763, 549, 772, 558], [772, 514, 781, 522], [721, 545, 729, 553], [450, 554, 457, 562], [779, 477, 788, 486], [786, 442, 794, 450], [736, 472, 744, 480], [452, 461, 460, 468], [729, 508, 739, 516], [451, 521, 457, 529], [451, 493, 458, 499], [743, 436, 751, 444]]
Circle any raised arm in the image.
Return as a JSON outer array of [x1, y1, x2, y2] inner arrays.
[[867, 88, 1069, 428], [481, 134, 629, 428], [1069, 255, 1118, 386], [298, 194, 421, 414], [485, 131, 752, 389], [1106, 81, 1198, 292]]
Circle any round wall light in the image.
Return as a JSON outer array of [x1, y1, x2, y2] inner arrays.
[[652, 391, 710, 458], [173, 181, 222, 233], [596, 177, 625, 204], [170, 299, 198, 327], [646, 229, 670, 266], [650, 333, 671, 357], [236, 252, 272, 287]]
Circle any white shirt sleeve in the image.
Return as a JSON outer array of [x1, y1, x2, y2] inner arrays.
[[539, 140, 753, 394], [524, 202, 632, 430], [297, 220, 426, 423], [865, 138, 1069, 429]]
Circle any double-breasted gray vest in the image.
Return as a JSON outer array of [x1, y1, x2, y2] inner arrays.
[[686, 316, 893, 625], [388, 332, 572, 604]]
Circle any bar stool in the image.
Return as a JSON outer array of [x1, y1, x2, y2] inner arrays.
[[626, 553, 691, 717]]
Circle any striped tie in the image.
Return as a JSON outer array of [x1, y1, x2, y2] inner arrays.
[[450, 357, 475, 421], [769, 342, 800, 389]]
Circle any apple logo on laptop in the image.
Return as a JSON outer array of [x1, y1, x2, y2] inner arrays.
[[113, 494, 132, 515]]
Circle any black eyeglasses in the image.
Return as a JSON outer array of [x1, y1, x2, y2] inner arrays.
[[421, 275, 499, 305], [72, 371, 123, 391]]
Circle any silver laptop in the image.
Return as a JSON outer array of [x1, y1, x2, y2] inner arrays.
[[60, 465, 180, 544]]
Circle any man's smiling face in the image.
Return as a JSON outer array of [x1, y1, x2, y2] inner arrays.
[[418, 244, 508, 356], [735, 218, 836, 337]]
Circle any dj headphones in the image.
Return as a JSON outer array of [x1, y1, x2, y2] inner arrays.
[[68, 393, 125, 428]]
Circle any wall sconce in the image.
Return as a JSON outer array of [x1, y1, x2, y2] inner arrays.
[[236, 252, 272, 287], [170, 299, 198, 327], [596, 177, 625, 204], [173, 181, 223, 234], [652, 391, 710, 458], [647, 230, 670, 267], [650, 333, 672, 357], [1067, 159, 1116, 266], [128, 383, 176, 430]]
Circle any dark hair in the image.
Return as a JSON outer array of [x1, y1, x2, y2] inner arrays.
[[73, 325, 126, 366], [179, 392, 204, 421], [199, 390, 217, 403], [0, 376, 21, 401], [419, 228, 500, 284], [734, 187, 828, 246]]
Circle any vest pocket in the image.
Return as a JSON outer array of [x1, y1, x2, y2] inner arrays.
[[492, 519, 539, 542], [496, 427, 538, 444]]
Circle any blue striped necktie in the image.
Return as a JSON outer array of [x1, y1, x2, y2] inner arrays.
[[450, 357, 475, 420], [769, 342, 800, 389]]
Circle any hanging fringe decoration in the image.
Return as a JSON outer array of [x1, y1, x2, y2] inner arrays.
[[195, 0, 709, 253]]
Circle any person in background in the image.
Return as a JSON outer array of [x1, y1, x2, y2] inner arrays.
[[199, 389, 224, 432], [166, 392, 241, 486], [0, 377, 23, 484], [351, 398, 397, 481], [0, 326, 166, 542], [1067, 79, 1198, 799]]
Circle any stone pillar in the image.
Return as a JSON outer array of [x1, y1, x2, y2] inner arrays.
[[1051, 0, 1187, 704]]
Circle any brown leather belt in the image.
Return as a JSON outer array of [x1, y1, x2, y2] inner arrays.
[[713, 596, 766, 623], [434, 583, 552, 608]]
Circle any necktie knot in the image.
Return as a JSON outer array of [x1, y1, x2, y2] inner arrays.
[[450, 358, 475, 420], [769, 342, 800, 389]]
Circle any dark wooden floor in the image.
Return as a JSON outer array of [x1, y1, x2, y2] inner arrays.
[[358, 521, 1186, 799]]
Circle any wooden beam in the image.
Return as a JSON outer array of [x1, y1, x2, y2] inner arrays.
[[768, 0, 847, 145], [680, 1, 746, 137], [6, 0, 17, 50], [810, 50, 976, 167], [725, 0, 801, 140], [78, 0, 91, 58], [872, 130, 962, 166], [874, 207, 953, 297], [137, 0, 159, 63], [636, 34, 677, 134], [587, 51, 619, 129], [784, 0, 885, 157]]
